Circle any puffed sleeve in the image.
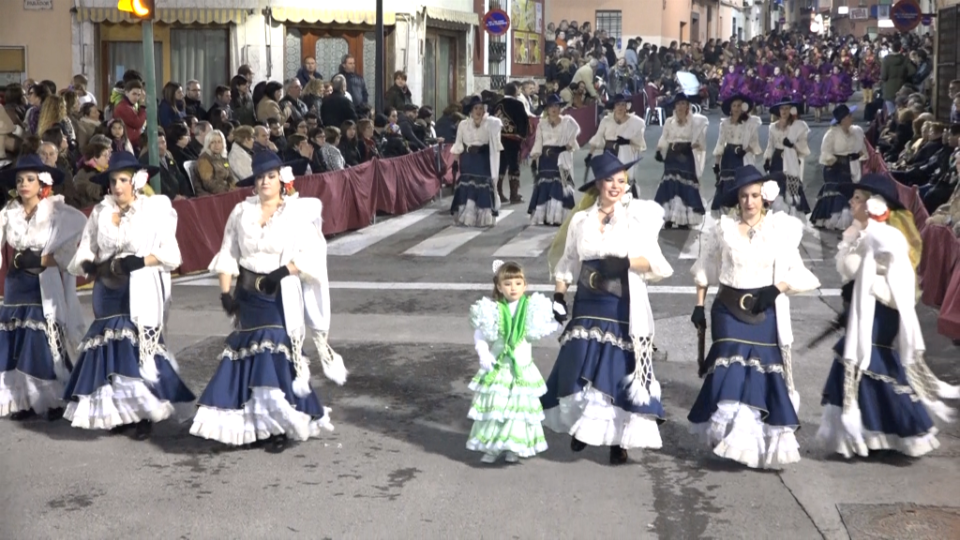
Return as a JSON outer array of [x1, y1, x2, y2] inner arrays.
[[656, 118, 670, 152], [487, 116, 503, 184], [588, 116, 606, 151], [288, 198, 328, 283], [554, 212, 585, 285], [747, 116, 762, 155], [530, 120, 544, 159], [469, 297, 501, 343], [773, 213, 821, 294], [50, 202, 87, 270], [524, 293, 561, 341], [68, 204, 102, 276], [852, 125, 866, 158], [835, 222, 865, 283], [450, 119, 466, 155], [146, 196, 181, 272], [713, 118, 728, 157], [0, 206, 8, 269], [763, 124, 775, 161], [819, 128, 837, 166], [565, 116, 581, 152], [691, 219, 722, 287], [628, 116, 646, 152], [794, 121, 811, 157], [628, 200, 673, 282], [208, 202, 243, 276]]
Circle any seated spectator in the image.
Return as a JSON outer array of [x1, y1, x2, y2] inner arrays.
[[283, 133, 314, 176], [357, 118, 380, 163], [306, 127, 328, 173], [267, 117, 287, 154], [413, 106, 438, 145], [921, 126, 960, 213], [304, 112, 320, 132], [228, 125, 255, 183], [338, 120, 361, 167], [186, 120, 211, 159], [158, 81, 186, 128], [76, 102, 101, 150], [253, 124, 277, 154], [927, 181, 960, 236], [382, 124, 410, 158], [72, 140, 111, 209], [103, 117, 134, 155], [164, 122, 193, 176], [37, 140, 78, 203], [890, 112, 933, 169], [194, 129, 233, 196], [892, 121, 946, 187], [319, 126, 345, 171], [139, 129, 188, 199], [434, 103, 462, 143]]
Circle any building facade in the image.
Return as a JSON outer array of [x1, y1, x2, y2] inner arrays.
[[1, 0, 480, 115]]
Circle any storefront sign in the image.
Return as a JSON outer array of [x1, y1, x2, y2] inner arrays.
[[24, 0, 53, 9], [482, 9, 511, 36], [890, 0, 922, 32]]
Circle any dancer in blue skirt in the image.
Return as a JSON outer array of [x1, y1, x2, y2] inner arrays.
[[811, 104, 866, 230], [689, 165, 820, 469], [586, 92, 645, 199], [450, 95, 503, 227], [710, 93, 761, 216], [0, 155, 87, 421], [818, 173, 959, 458], [63, 152, 195, 439], [528, 94, 580, 226], [190, 152, 345, 452], [543, 152, 673, 465], [764, 101, 812, 219], [653, 93, 709, 228]]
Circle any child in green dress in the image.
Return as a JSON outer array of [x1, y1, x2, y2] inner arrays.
[[467, 260, 560, 463]]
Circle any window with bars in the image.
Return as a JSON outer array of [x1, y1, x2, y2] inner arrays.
[[595, 11, 622, 39]]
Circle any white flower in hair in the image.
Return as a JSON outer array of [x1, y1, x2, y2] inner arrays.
[[491, 260, 505, 274], [279, 166, 295, 183], [740, 102, 750, 112], [789, 106, 798, 116], [132, 169, 150, 190], [760, 180, 780, 202], [866, 194, 888, 217], [37, 172, 53, 186]]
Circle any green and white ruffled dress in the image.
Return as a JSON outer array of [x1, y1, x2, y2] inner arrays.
[[467, 293, 559, 461]]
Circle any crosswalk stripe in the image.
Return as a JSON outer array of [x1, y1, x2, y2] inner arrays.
[[402, 210, 515, 257], [328, 208, 437, 256], [493, 226, 558, 258]]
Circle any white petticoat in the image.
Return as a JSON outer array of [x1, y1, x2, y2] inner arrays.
[[543, 387, 663, 449], [816, 404, 941, 458], [64, 374, 176, 429], [813, 207, 852, 231], [661, 195, 705, 227], [189, 386, 334, 446], [0, 370, 65, 416], [690, 401, 800, 469]]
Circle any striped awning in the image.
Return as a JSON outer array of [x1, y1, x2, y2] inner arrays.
[[269, 7, 396, 26], [425, 7, 478, 27], [75, 8, 248, 25]]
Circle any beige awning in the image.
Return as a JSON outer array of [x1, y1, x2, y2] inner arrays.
[[425, 7, 479, 27], [75, 8, 248, 24], [269, 7, 396, 26]]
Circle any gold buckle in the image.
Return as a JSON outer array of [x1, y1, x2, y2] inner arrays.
[[739, 293, 755, 311], [254, 276, 265, 292]]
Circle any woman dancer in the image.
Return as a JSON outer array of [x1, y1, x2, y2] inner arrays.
[[543, 152, 673, 465], [653, 93, 709, 228], [450, 96, 503, 227], [689, 165, 820, 469], [528, 94, 581, 226], [807, 74, 828, 123], [818, 173, 959, 458], [0, 155, 87, 420], [190, 151, 344, 452], [63, 151, 194, 439], [711, 93, 762, 216], [586, 92, 645, 198], [811, 104, 866, 230], [764, 101, 812, 218]]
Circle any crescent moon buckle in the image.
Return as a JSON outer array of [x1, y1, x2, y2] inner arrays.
[[588, 271, 599, 291], [255, 276, 265, 292], [739, 293, 755, 312]]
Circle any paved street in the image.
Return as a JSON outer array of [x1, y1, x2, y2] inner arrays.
[[2, 108, 958, 540]]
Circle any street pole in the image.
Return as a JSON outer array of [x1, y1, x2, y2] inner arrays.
[[142, 19, 161, 194], [375, 0, 384, 115]]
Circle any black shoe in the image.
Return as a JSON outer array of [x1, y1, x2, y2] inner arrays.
[[610, 446, 629, 465], [266, 434, 288, 454], [10, 408, 36, 421], [570, 436, 587, 452], [134, 420, 152, 440], [110, 423, 134, 434], [46, 407, 65, 421]]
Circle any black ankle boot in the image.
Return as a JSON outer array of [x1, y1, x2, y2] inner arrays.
[[570, 436, 587, 452], [266, 434, 288, 454], [10, 408, 36, 421], [609, 446, 628, 465], [134, 420, 152, 440], [46, 407, 65, 421]]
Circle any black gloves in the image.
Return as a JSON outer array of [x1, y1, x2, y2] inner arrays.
[[713, 163, 721, 174], [615, 136, 631, 146], [763, 159, 771, 172], [691, 305, 706, 330], [13, 250, 43, 270], [654, 150, 664, 162], [841, 280, 854, 306], [220, 292, 239, 316], [751, 285, 782, 314], [259, 266, 291, 294], [117, 256, 146, 275], [584, 154, 592, 166], [782, 138, 795, 148], [552, 292, 568, 324], [597, 257, 631, 278], [80, 260, 97, 276], [734, 146, 746, 157]]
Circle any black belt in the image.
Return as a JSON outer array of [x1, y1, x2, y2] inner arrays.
[[670, 142, 693, 152], [716, 284, 766, 324], [237, 266, 283, 295], [541, 145, 565, 156], [10, 250, 44, 276], [578, 265, 626, 297], [466, 144, 490, 155], [95, 258, 129, 290], [724, 144, 743, 151]]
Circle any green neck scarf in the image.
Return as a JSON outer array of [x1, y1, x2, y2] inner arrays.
[[497, 295, 528, 363]]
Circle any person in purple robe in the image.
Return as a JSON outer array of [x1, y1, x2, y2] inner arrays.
[[720, 65, 742, 102], [765, 67, 789, 112], [806, 74, 828, 123], [789, 68, 805, 105], [827, 65, 846, 107]]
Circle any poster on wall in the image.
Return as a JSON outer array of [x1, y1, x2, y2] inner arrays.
[[511, 0, 542, 65]]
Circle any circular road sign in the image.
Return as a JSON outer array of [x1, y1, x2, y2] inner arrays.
[[921, 15, 933, 27], [483, 9, 511, 36], [890, 0, 923, 33]]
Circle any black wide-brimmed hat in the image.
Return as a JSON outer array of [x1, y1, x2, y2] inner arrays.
[[670, 92, 692, 105], [543, 94, 567, 108], [770, 100, 802, 117], [721, 94, 754, 116], [604, 92, 632, 110], [0, 154, 64, 187], [462, 95, 487, 116], [580, 151, 641, 193], [91, 151, 159, 187], [838, 173, 904, 210], [237, 151, 302, 187], [720, 165, 770, 207], [831, 104, 857, 125]]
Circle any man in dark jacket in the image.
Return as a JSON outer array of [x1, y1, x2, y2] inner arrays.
[[339, 54, 369, 108], [384, 71, 413, 112], [279, 78, 309, 133], [881, 41, 916, 116], [320, 77, 358, 130], [206, 85, 233, 130], [396, 104, 427, 151], [296, 57, 322, 87], [184, 80, 208, 121]]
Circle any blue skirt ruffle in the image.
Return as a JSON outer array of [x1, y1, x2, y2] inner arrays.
[[528, 154, 574, 226], [451, 151, 498, 227], [811, 163, 852, 229], [0, 271, 67, 381], [654, 148, 705, 225], [770, 151, 812, 215], [711, 145, 744, 211]]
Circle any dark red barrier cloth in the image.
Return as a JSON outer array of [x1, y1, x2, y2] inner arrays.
[[0, 149, 442, 293], [938, 264, 960, 339]]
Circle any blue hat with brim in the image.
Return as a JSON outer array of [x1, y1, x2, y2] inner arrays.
[[831, 104, 857, 125], [580, 151, 641, 192], [604, 92, 632, 110], [721, 94, 754, 116], [543, 94, 567, 108], [0, 154, 65, 188], [91, 151, 160, 187], [720, 165, 771, 208], [838, 173, 904, 210], [462, 95, 486, 116]]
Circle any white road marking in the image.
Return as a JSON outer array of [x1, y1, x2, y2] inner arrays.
[[402, 210, 515, 257], [327, 208, 437, 256], [493, 226, 558, 258]]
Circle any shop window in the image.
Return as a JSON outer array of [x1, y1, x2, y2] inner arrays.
[[170, 28, 229, 105], [595, 10, 622, 39], [0, 46, 26, 87], [104, 41, 163, 94]]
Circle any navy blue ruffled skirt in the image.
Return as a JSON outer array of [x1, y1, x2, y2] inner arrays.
[[811, 162, 852, 229], [654, 148, 705, 226], [769, 152, 812, 215], [62, 278, 195, 429], [528, 153, 574, 226], [818, 302, 938, 457], [190, 286, 330, 446], [451, 151, 498, 227], [710, 145, 744, 212], [0, 271, 69, 416]]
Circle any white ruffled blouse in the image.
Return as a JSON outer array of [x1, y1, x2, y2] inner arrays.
[[713, 116, 762, 162], [531, 115, 581, 173], [692, 212, 820, 293], [208, 195, 326, 283], [819, 125, 866, 183], [450, 116, 503, 154], [469, 294, 559, 355], [588, 113, 645, 180], [836, 223, 896, 308], [0, 196, 80, 269], [764, 120, 811, 178], [656, 113, 709, 179]]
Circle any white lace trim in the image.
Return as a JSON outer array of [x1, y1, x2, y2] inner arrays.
[[706, 356, 785, 375], [0, 370, 65, 416], [543, 387, 663, 449], [559, 325, 634, 350], [817, 404, 940, 458], [219, 339, 293, 361], [64, 374, 175, 429], [690, 401, 800, 469]]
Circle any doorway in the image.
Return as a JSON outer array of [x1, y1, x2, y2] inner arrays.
[[423, 31, 458, 114]]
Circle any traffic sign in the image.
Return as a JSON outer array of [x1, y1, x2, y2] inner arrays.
[[482, 9, 511, 36], [890, 0, 922, 32], [921, 15, 933, 26]]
